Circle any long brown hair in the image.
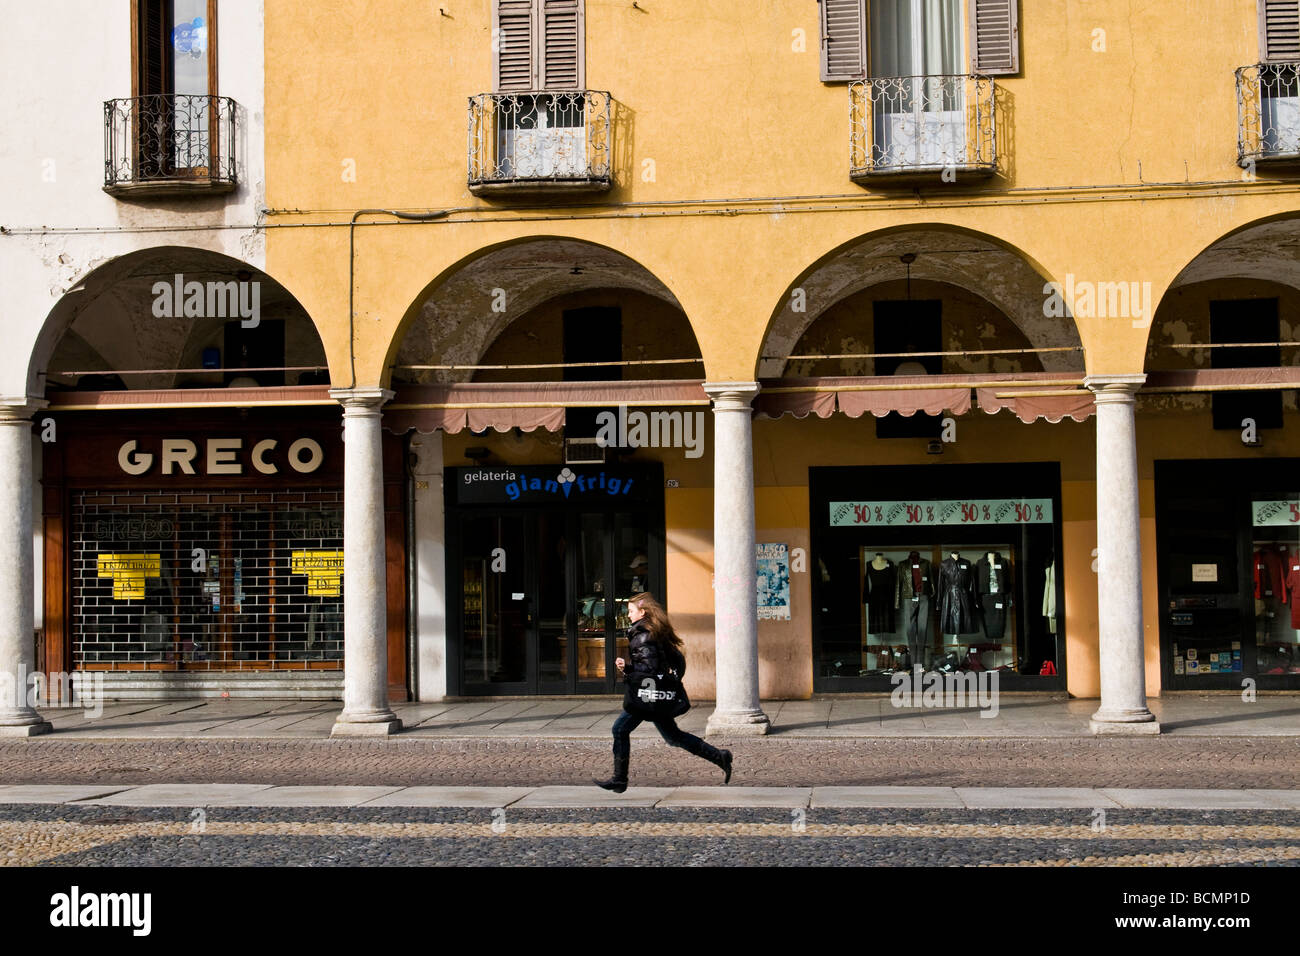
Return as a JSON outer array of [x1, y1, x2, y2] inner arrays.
[[629, 592, 683, 651]]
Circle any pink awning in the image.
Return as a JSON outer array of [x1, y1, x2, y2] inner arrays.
[[755, 376, 972, 419], [384, 380, 710, 435], [973, 373, 1094, 423], [45, 385, 335, 410]]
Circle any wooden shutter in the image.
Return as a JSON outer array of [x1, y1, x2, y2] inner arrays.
[[819, 0, 866, 81], [969, 0, 1019, 75], [136, 0, 173, 97], [494, 0, 536, 91], [540, 0, 583, 88], [1261, 0, 1300, 61]]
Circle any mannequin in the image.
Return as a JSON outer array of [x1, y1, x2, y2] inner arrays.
[[895, 549, 932, 669], [975, 551, 1012, 641], [863, 552, 897, 638], [1043, 558, 1057, 634], [937, 551, 979, 636]]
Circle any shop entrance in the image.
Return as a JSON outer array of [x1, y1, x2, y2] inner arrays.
[[1155, 459, 1300, 688], [447, 464, 664, 695]]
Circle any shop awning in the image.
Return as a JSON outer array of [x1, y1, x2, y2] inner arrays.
[[973, 372, 1094, 423], [384, 380, 710, 434], [45, 385, 335, 410], [752, 373, 1097, 422]]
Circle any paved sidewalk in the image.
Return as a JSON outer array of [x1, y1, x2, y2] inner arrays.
[[28, 694, 1300, 739], [2, 782, 1298, 809]]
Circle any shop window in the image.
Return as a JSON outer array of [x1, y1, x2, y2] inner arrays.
[[1209, 298, 1282, 431], [811, 463, 1063, 689], [72, 490, 343, 670], [873, 299, 942, 439]]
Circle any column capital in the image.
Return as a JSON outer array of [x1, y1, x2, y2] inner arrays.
[[703, 381, 760, 410], [330, 387, 394, 412], [1084, 374, 1145, 404], [0, 397, 49, 422]]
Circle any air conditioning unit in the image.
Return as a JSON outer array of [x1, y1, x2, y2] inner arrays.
[[565, 437, 607, 464]]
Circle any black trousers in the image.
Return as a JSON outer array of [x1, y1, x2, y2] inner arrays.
[[612, 709, 709, 763], [902, 595, 931, 668]]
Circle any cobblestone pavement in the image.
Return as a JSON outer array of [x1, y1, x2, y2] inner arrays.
[[1, 736, 1298, 788], [2, 805, 1296, 867]]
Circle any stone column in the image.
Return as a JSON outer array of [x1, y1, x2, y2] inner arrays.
[[329, 388, 401, 736], [704, 382, 769, 736], [1085, 374, 1159, 735], [0, 401, 51, 736]]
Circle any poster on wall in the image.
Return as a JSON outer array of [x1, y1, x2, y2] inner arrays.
[[757, 543, 791, 621]]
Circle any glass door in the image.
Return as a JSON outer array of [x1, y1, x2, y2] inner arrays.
[[869, 0, 965, 168], [459, 514, 532, 694], [456, 507, 658, 695]]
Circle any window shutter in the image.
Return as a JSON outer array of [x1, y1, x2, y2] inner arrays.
[[494, 0, 536, 90], [1261, 0, 1300, 61], [819, 0, 866, 82], [969, 0, 1019, 75], [540, 0, 583, 88], [138, 0, 172, 96]]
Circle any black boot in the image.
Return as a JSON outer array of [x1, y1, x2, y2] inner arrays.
[[594, 753, 629, 793], [700, 742, 733, 784]]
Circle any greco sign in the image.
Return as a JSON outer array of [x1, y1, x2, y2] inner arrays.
[[116, 437, 325, 477]]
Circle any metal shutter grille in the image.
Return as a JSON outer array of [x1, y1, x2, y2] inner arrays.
[[970, 0, 1019, 75], [1263, 0, 1300, 60], [496, 0, 536, 90], [820, 0, 866, 81], [542, 0, 582, 88]]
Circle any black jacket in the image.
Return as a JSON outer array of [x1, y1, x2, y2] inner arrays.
[[624, 621, 686, 684]]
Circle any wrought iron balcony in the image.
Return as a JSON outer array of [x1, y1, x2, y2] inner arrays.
[[849, 75, 997, 181], [104, 95, 238, 197], [1237, 62, 1300, 166], [468, 90, 612, 195]]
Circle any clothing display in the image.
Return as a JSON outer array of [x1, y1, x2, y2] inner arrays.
[[937, 554, 979, 635], [1288, 559, 1300, 630], [895, 552, 933, 666], [1254, 545, 1290, 602], [863, 557, 897, 633], [1043, 560, 1057, 634], [976, 552, 1012, 640]]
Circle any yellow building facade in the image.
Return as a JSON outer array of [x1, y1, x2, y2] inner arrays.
[[8, 0, 1300, 737]]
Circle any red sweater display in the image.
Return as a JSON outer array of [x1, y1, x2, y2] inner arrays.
[[1254, 546, 1290, 602]]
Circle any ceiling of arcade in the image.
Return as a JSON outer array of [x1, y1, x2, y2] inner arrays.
[[392, 240, 683, 385], [758, 229, 1083, 378], [42, 249, 325, 392]]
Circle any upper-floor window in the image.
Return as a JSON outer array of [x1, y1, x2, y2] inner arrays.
[[820, 0, 1018, 82], [494, 0, 584, 91]]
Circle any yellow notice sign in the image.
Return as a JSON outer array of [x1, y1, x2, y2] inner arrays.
[[291, 550, 344, 597], [97, 553, 161, 600]]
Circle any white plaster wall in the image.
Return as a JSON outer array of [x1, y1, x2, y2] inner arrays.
[[0, 0, 265, 654], [410, 433, 448, 700], [0, 0, 266, 397]]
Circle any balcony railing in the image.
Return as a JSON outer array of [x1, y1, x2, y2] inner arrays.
[[468, 90, 612, 194], [1237, 62, 1300, 166], [104, 94, 238, 197], [849, 74, 997, 180]]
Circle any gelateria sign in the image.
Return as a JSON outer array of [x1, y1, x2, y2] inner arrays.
[[830, 498, 1054, 527], [116, 438, 325, 476]]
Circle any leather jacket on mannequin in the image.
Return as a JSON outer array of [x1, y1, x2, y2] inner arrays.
[[937, 553, 980, 634], [975, 551, 1012, 640]]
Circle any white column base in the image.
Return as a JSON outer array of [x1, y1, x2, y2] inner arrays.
[[1089, 713, 1161, 735], [0, 719, 53, 737], [706, 710, 770, 736], [330, 716, 403, 737]]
